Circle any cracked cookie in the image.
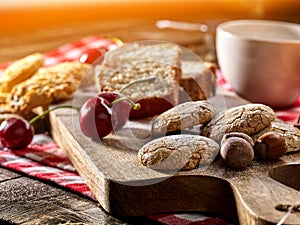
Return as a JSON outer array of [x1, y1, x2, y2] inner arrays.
[[152, 100, 217, 135], [138, 134, 219, 171], [201, 103, 276, 143]]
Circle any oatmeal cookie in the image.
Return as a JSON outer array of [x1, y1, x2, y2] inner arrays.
[[201, 103, 275, 143], [0, 53, 44, 92], [152, 100, 217, 135], [8, 62, 91, 114], [138, 134, 219, 171], [0, 92, 9, 104]]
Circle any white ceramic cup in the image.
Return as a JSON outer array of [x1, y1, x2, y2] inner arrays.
[[216, 19, 300, 108]]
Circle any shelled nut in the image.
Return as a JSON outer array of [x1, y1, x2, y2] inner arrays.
[[254, 132, 288, 160]]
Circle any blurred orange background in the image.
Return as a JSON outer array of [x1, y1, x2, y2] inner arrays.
[[0, 0, 299, 33], [0, 0, 299, 63]]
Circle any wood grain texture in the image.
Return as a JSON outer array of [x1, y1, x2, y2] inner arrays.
[[0, 168, 160, 225], [0, 167, 21, 181], [50, 89, 300, 225]]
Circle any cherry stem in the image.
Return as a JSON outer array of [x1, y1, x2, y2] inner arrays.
[[119, 76, 156, 94], [104, 35, 124, 47], [29, 105, 80, 124], [115, 76, 156, 111], [293, 114, 300, 130], [109, 97, 141, 110]]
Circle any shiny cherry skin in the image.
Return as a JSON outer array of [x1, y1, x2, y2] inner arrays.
[[79, 48, 107, 64], [98, 92, 131, 130], [0, 117, 34, 150], [79, 96, 115, 139]]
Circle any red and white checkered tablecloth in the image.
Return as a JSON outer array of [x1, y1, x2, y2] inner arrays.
[[0, 35, 299, 225]]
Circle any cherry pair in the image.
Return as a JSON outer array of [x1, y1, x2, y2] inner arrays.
[[79, 92, 138, 140]]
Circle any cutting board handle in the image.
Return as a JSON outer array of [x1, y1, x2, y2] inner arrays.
[[227, 163, 300, 224]]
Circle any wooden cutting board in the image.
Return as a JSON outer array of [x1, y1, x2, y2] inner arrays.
[[49, 87, 300, 225]]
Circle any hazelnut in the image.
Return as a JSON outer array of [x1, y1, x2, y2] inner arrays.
[[221, 132, 254, 147], [220, 136, 254, 169], [254, 132, 288, 160]]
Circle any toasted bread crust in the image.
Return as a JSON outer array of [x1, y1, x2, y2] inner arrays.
[[179, 61, 216, 102]]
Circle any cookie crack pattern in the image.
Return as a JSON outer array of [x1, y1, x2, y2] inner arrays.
[[138, 135, 219, 171]]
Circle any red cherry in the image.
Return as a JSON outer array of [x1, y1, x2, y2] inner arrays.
[[98, 92, 132, 130], [79, 48, 107, 64], [0, 118, 34, 150], [79, 96, 115, 139]]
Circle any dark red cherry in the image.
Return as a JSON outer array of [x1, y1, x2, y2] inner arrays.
[[0, 117, 34, 150], [79, 48, 107, 64], [98, 92, 131, 130], [79, 96, 114, 139]]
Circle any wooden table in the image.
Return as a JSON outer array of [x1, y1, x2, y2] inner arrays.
[[0, 2, 299, 224]]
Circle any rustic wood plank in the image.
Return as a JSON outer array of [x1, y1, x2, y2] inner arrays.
[[0, 173, 161, 225], [0, 167, 21, 182]]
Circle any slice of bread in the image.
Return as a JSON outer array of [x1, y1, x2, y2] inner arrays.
[[95, 42, 182, 119], [179, 61, 216, 102]]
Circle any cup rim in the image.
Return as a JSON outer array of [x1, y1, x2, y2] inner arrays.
[[217, 19, 300, 44]]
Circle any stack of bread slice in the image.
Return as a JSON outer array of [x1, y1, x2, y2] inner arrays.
[[95, 42, 216, 119]]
